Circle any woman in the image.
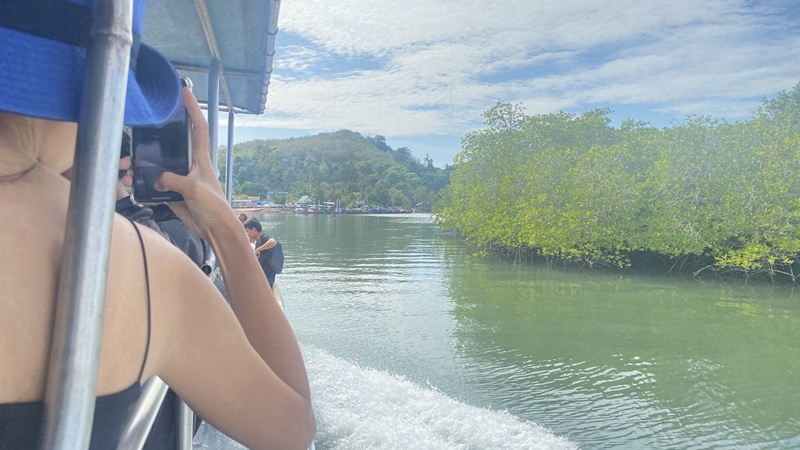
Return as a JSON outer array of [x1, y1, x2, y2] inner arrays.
[[0, 1, 315, 449]]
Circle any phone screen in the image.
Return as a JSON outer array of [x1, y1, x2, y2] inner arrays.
[[131, 104, 191, 204]]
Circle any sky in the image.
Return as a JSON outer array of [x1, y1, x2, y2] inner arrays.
[[221, 0, 800, 167]]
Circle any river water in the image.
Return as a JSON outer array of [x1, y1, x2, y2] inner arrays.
[[196, 213, 800, 450]]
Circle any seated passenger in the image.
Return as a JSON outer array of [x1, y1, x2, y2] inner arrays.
[[0, 1, 315, 449]]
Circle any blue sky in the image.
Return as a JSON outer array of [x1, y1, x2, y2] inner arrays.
[[222, 0, 800, 167]]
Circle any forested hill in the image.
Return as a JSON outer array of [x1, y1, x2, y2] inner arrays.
[[218, 130, 453, 209]]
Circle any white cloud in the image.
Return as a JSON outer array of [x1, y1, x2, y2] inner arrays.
[[234, 0, 800, 162], [273, 45, 326, 74]]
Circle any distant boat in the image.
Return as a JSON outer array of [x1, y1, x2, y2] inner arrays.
[[295, 207, 307, 213]]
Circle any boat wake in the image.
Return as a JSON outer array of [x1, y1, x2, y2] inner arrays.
[[194, 344, 578, 449], [303, 344, 577, 449]]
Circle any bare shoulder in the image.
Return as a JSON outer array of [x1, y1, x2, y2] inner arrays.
[[100, 214, 207, 394], [108, 214, 230, 367], [109, 213, 219, 329]]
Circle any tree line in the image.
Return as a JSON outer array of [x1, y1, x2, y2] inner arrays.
[[434, 83, 800, 280], [218, 130, 453, 210]]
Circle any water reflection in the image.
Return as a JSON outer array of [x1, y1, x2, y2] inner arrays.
[[264, 213, 800, 449], [445, 253, 800, 449]]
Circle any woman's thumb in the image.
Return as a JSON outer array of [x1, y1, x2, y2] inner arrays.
[[156, 171, 190, 196]]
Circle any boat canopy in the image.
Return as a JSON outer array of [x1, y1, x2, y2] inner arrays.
[[143, 0, 280, 115]]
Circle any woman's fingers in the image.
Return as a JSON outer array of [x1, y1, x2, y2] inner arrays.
[[118, 156, 132, 187], [155, 171, 192, 196], [156, 89, 217, 196], [182, 88, 210, 164], [181, 88, 223, 196], [151, 89, 232, 241]]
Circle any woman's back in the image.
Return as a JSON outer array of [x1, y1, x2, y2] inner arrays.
[[0, 1, 315, 441], [0, 161, 149, 403], [0, 100, 315, 449], [0, 163, 70, 405]]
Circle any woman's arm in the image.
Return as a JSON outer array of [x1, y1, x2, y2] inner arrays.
[[144, 89, 315, 449], [140, 229, 315, 450]]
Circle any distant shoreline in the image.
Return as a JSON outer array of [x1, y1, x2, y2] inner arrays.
[[234, 207, 286, 213], [233, 207, 431, 215]]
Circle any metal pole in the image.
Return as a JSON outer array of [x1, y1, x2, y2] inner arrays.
[[115, 378, 170, 450], [174, 399, 195, 450], [225, 110, 235, 204], [208, 59, 221, 174], [41, 0, 133, 449]]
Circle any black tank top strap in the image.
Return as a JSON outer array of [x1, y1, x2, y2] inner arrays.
[[128, 219, 152, 382]]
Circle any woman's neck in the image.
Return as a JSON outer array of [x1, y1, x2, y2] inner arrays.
[[0, 112, 77, 176]]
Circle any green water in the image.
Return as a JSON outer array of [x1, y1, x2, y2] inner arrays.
[[259, 213, 800, 449]]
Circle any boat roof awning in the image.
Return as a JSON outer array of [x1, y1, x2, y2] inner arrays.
[[143, 0, 280, 115]]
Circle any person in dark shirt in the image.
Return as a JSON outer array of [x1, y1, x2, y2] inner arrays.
[[243, 218, 278, 287]]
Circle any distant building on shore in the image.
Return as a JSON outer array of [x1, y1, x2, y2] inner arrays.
[[232, 194, 259, 209]]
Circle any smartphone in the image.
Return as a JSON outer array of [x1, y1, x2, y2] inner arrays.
[[130, 103, 191, 205], [119, 126, 132, 180]]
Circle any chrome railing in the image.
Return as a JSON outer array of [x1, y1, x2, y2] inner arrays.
[[115, 378, 170, 450], [114, 376, 197, 450]]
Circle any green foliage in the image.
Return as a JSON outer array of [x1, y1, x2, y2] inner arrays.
[[435, 83, 800, 279], [218, 129, 452, 208]]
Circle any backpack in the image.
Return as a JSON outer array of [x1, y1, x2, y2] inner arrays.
[[264, 242, 284, 274]]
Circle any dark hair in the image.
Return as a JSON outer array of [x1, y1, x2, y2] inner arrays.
[[238, 213, 248, 222], [243, 218, 262, 233]]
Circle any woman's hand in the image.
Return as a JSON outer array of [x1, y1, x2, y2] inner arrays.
[[155, 88, 234, 241], [116, 156, 132, 200]]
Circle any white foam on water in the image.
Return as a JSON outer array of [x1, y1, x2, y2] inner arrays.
[[194, 344, 578, 450], [306, 345, 577, 449]]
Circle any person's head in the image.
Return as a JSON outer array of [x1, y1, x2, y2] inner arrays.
[[238, 213, 248, 223], [243, 218, 262, 241], [0, 0, 182, 128]]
